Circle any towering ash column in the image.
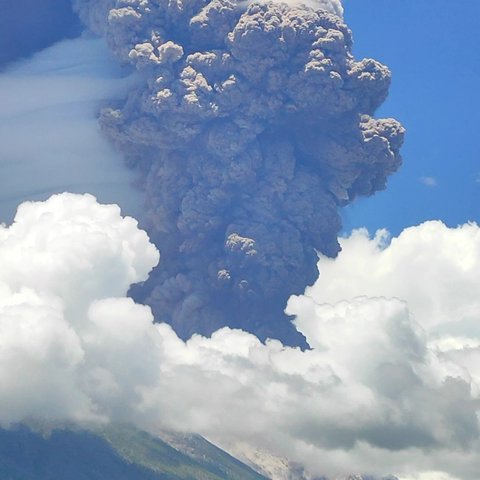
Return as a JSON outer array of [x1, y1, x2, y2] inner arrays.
[[74, 0, 404, 344]]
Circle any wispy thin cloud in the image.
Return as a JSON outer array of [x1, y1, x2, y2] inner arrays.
[[420, 176, 438, 187], [0, 36, 142, 223]]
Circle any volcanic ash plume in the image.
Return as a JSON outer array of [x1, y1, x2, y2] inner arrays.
[[73, 0, 405, 343]]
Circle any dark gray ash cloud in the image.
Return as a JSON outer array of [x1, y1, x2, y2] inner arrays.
[[72, 0, 404, 344]]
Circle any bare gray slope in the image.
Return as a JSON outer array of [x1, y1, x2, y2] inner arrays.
[[0, 424, 267, 480]]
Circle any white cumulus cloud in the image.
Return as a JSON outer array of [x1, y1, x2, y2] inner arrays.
[[0, 193, 159, 425], [306, 221, 480, 338], [1, 197, 480, 480]]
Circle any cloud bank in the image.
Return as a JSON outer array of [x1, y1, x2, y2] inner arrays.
[[72, 0, 404, 344], [305, 221, 480, 338], [0, 36, 143, 224], [0, 193, 159, 424], [2, 193, 480, 480]]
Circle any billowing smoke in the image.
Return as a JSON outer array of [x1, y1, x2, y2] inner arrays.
[[0, 36, 143, 223], [72, 0, 404, 344], [2, 193, 480, 480]]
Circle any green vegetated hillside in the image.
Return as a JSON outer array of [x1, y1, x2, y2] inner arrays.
[[0, 423, 268, 480]]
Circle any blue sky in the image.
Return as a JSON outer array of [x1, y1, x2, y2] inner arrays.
[[341, 0, 480, 236]]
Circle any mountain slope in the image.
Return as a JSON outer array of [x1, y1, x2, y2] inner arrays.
[[0, 424, 267, 480]]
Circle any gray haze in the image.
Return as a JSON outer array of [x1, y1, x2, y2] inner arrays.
[[0, 36, 143, 222], [73, 0, 404, 344]]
